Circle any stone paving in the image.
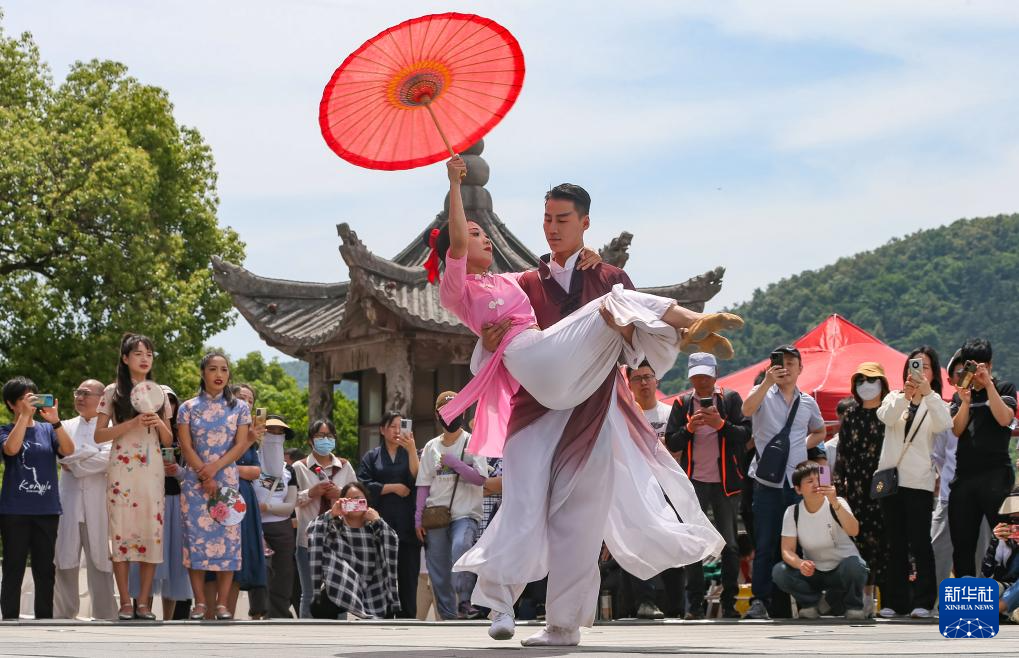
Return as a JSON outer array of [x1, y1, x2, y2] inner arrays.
[[0, 619, 1016, 657]]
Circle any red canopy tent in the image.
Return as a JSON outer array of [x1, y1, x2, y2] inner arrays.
[[660, 314, 956, 423]]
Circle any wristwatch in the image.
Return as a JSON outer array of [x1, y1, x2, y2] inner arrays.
[[51, 421, 62, 430]]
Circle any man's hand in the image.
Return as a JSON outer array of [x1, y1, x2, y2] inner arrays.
[[973, 363, 992, 389], [576, 247, 601, 270], [687, 411, 706, 431], [481, 319, 512, 353], [799, 560, 816, 577], [763, 366, 784, 387], [446, 155, 466, 185], [699, 406, 724, 430], [957, 386, 972, 405]]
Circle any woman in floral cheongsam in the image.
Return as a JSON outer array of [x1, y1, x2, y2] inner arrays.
[[833, 362, 891, 615], [95, 333, 174, 620], [178, 352, 252, 620]]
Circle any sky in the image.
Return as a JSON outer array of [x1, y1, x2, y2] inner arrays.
[[5, 0, 1019, 361]]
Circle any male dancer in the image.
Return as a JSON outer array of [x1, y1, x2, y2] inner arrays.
[[455, 184, 724, 646]]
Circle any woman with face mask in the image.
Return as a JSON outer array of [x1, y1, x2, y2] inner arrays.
[[256, 415, 298, 618], [875, 348, 952, 619], [832, 362, 890, 618], [293, 419, 356, 618]]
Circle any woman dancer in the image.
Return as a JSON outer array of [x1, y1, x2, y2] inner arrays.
[[432, 156, 743, 455]]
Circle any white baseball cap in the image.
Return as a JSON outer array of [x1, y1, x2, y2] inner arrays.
[[687, 352, 717, 378]]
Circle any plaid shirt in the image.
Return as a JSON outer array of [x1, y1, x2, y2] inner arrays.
[[480, 457, 503, 534], [308, 513, 401, 618]]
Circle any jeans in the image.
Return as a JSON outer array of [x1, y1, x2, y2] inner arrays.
[[295, 546, 313, 619], [686, 480, 741, 612], [949, 467, 1014, 577], [1003, 580, 1019, 614], [425, 517, 478, 619], [0, 514, 59, 620], [750, 480, 798, 604], [880, 487, 936, 612], [772, 556, 870, 611]]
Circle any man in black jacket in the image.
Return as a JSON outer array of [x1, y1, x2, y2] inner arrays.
[[665, 353, 751, 618]]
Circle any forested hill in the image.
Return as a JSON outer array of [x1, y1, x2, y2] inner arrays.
[[660, 213, 1019, 393]]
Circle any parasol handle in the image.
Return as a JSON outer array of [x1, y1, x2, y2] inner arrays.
[[421, 96, 466, 177]]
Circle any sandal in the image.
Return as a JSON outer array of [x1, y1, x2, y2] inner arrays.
[[135, 604, 156, 620], [215, 605, 233, 620], [118, 603, 135, 621], [189, 603, 208, 620]]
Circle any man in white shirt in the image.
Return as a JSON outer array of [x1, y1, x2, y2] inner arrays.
[[53, 379, 117, 620], [773, 461, 868, 620], [741, 345, 826, 620]]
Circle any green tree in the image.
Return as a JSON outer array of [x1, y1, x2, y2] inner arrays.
[[0, 15, 244, 411], [232, 352, 359, 462], [659, 213, 1019, 393]]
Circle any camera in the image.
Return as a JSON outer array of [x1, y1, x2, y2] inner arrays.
[[958, 360, 978, 389], [341, 498, 368, 513]]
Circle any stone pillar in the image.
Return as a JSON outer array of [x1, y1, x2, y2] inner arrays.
[[380, 340, 413, 415], [307, 353, 334, 424]]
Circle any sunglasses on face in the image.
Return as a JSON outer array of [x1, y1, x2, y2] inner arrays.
[[853, 376, 880, 384], [73, 390, 100, 398]]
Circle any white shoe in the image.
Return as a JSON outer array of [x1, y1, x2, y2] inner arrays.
[[520, 625, 580, 647], [878, 607, 898, 619], [488, 612, 515, 640], [845, 608, 867, 620], [797, 606, 820, 620], [909, 607, 931, 619]]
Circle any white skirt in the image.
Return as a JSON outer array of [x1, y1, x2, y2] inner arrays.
[[502, 284, 679, 410]]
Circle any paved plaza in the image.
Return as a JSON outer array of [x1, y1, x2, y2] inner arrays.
[[0, 619, 1016, 657]]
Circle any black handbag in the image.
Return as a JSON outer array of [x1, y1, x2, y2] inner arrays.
[[870, 407, 927, 500], [755, 396, 800, 485]]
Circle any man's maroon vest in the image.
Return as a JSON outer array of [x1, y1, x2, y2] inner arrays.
[[506, 257, 635, 479]]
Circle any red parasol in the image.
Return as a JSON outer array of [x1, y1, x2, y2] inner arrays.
[[319, 12, 525, 170]]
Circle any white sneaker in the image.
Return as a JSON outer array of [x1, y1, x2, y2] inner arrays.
[[520, 625, 580, 647], [909, 607, 931, 619], [878, 607, 898, 619], [797, 606, 820, 620], [845, 608, 867, 620], [488, 611, 515, 640]]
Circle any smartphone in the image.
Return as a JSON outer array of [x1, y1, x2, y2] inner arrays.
[[908, 358, 924, 381], [699, 397, 714, 408], [400, 418, 413, 433], [161, 447, 176, 463], [253, 407, 267, 431], [32, 394, 55, 408], [341, 498, 368, 513], [818, 464, 831, 486], [769, 352, 785, 369], [1010, 524, 1019, 541]]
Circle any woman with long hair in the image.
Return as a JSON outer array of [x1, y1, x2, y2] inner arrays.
[[875, 346, 952, 619], [95, 333, 174, 620], [357, 412, 419, 618], [177, 352, 252, 620], [128, 386, 194, 618]]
